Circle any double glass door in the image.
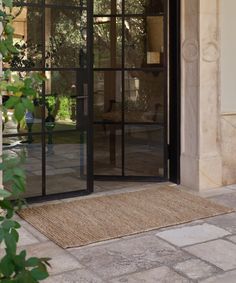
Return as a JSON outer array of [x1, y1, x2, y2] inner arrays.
[[3, 0, 169, 200]]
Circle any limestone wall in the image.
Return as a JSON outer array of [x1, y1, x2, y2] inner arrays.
[[220, 0, 236, 185]]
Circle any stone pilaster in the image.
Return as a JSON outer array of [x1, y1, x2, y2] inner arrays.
[[181, 0, 222, 191]]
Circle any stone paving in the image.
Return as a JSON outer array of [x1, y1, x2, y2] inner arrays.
[[14, 184, 236, 282]]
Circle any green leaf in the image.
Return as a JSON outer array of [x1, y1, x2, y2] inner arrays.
[[12, 176, 26, 192], [2, 220, 21, 230], [15, 270, 38, 283], [0, 228, 4, 243], [0, 255, 14, 277], [3, 0, 13, 8], [21, 87, 37, 97], [11, 229, 19, 243], [0, 41, 8, 57], [0, 200, 13, 210], [5, 232, 17, 255], [6, 85, 19, 93], [22, 98, 34, 112], [12, 167, 26, 179], [4, 96, 21, 109], [30, 267, 49, 281], [3, 169, 14, 183], [0, 189, 12, 198], [5, 23, 14, 35], [14, 103, 25, 122], [26, 257, 40, 267]]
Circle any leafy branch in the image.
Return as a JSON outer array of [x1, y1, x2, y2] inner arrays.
[[0, 0, 50, 281]]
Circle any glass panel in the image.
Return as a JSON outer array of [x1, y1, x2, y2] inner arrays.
[[94, 17, 122, 68], [94, 71, 122, 122], [45, 71, 83, 131], [125, 71, 164, 123], [125, 0, 164, 15], [94, 125, 122, 175], [3, 72, 43, 138], [124, 125, 165, 176], [46, 131, 87, 194], [124, 17, 145, 68], [10, 7, 43, 68], [94, 0, 122, 15], [124, 16, 164, 68], [45, 8, 87, 68], [3, 139, 42, 198]]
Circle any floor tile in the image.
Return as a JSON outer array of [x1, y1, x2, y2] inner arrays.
[[208, 192, 236, 208], [70, 235, 191, 279], [174, 259, 219, 280], [200, 270, 236, 283], [18, 226, 40, 246], [108, 266, 190, 283], [44, 269, 103, 283], [20, 242, 82, 275], [185, 239, 236, 271], [227, 235, 236, 244], [156, 223, 230, 247], [199, 187, 233, 198], [205, 213, 236, 233], [227, 184, 236, 191], [19, 219, 49, 242]]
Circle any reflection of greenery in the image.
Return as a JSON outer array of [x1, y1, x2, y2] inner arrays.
[[46, 9, 85, 67], [46, 96, 72, 120]]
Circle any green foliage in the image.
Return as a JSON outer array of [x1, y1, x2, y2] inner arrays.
[[0, 1, 51, 281]]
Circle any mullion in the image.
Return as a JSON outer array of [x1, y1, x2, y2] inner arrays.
[[5, 67, 165, 72], [121, 0, 125, 177], [42, 0, 46, 197], [164, 0, 168, 179], [14, 2, 87, 10]]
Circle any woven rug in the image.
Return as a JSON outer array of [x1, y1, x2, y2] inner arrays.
[[18, 186, 234, 248]]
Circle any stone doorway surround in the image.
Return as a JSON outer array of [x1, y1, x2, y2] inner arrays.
[[180, 0, 223, 191], [0, 0, 226, 192]]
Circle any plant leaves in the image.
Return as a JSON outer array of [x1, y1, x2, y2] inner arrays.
[[14, 102, 25, 122], [0, 189, 12, 198]]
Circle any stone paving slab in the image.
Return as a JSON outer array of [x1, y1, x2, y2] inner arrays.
[[185, 239, 236, 271], [205, 212, 236, 233], [15, 184, 236, 282], [226, 235, 236, 244], [108, 266, 190, 283], [20, 242, 83, 276], [173, 259, 219, 280], [227, 184, 236, 190], [208, 192, 236, 209], [18, 226, 40, 247], [200, 270, 236, 283], [69, 235, 191, 279], [18, 219, 49, 242], [44, 269, 103, 283], [156, 223, 230, 247]]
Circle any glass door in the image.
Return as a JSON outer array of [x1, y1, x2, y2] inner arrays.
[[3, 0, 94, 199], [93, 0, 168, 179]]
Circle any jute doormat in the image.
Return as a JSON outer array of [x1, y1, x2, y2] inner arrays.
[[18, 186, 234, 248]]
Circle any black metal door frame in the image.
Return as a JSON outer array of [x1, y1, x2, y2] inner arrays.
[[3, 0, 180, 202], [169, 0, 181, 184], [3, 0, 95, 202], [93, 0, 181, 184]]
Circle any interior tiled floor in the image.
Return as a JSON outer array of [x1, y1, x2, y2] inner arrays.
[[12, 184, 236, 282]]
